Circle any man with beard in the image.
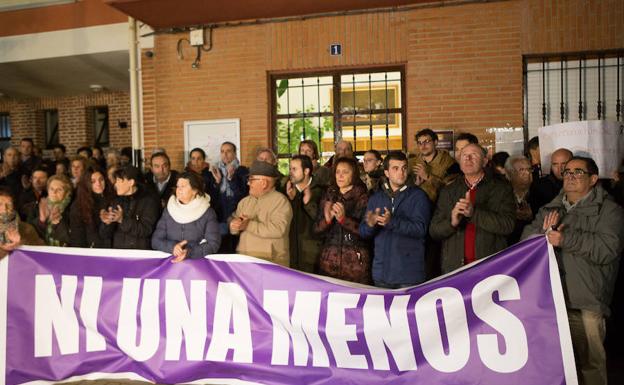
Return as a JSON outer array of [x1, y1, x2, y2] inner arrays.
[[286, 155, 324, 273], [408, 128, 456, 202], [360, 151, 431, 288]]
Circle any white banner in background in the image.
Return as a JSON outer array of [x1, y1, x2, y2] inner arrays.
[[539, 120, 624, 178]]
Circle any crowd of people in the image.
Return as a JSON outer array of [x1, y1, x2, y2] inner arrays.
[[1, 131, 623, 385]]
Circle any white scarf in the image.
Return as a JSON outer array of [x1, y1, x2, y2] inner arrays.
[[166, 194, 211, 224]]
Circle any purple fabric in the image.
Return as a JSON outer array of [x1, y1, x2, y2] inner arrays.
[[3, 237, 576, 385]]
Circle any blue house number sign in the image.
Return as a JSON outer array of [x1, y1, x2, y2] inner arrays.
[[330, 43, 342, 56]]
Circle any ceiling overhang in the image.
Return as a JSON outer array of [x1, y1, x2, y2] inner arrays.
[[103, 0, 435, 30]]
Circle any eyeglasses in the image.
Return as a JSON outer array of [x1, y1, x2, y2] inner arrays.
[[417, 139, 433, 146], [514, 167, 532, 174], [562, 169, 590, 178]]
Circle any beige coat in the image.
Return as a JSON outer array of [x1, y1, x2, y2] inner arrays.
[[408, 149, 456, 202], [230, 190, 293, 266]]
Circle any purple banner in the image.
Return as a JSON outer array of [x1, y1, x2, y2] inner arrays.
[[0, 236, 577, 385]]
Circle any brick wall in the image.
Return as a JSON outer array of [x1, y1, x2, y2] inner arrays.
[[0, 92, 131, 155]]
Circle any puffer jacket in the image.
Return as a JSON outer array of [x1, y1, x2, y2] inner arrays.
[[360, 183, 431, 285], [151, 195, 221, 258], [521, 185, 624, 316]]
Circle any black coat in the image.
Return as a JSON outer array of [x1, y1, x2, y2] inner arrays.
[[530, 174, 562, 214], [144, 170, 179, 209], [102, 186, 160, 249]]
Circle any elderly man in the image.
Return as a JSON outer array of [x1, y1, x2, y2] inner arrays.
[[430, 143, 515, 273], [286, 155, 323, 273], [324, 139, 355, 168], [256, 147, 288, 192], [230, 160, 292, 266], [522, 156, 624, 385], [530, 148, 573, 213], [408, 128, 456, 202], [360, 151, 431, 288]]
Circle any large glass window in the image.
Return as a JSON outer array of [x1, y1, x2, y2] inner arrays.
[[272, 68, 405, 171]]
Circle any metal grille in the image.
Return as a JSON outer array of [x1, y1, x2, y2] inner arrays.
[[271, 67, 405, 170], [93, 106, 110, 147], [523, 50, 623, 142]]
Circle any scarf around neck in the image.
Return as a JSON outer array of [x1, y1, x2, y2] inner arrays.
[[167, 194, 211, 224], [217, 158, 240, 197]]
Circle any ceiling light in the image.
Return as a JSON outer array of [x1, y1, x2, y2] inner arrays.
[[89, 84, 104, 92]]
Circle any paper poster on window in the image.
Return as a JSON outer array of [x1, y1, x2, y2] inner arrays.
[[538, 120, 624, 178]]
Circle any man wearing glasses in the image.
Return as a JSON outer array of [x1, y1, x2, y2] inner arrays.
[[229, 160, 293, 267], [522, 156, 624, 385], [408, 128, 456, 202]]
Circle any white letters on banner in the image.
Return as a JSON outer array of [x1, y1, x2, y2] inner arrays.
[[31, 274, 528, 373]]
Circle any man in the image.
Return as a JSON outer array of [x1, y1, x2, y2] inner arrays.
[[209, 141, 249, 253], [52, 144, 70, 172], [408, 128, 456, 202], [445, 132, 479, 178], [229, 160, 292, 266], [76, 146, 93, 160], [19, 138, 41, 175], [522, 156, 624, 385], [286, 155, 323, 273], [70, 156, 87, 187], [527, 136, 542, 181], [360, 151, 431, 288], [18, 167, 48, 221], [323, 139, 354, 168], [299, 139, 331, 186], [430, 143, 515, 273], [145, 152, 178, 208], [256, 147, 288, 191], [530, 148, 573, 213]]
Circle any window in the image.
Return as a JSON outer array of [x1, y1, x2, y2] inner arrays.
[[0, 113, 11, 161], [524, 51, 623, 140], [0, 113, 11, 140], [271, 68, 405, 171], [44, 109, 59, 149], [93, 106, 110, 147]]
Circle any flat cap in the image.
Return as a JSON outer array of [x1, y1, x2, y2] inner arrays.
[[249, 160, 281, 178]]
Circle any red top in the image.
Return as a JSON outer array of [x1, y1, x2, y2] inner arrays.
[[463, 187, 477, 265]]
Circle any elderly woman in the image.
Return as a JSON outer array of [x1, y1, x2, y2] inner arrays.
[[32, 174, 73, 246], [152, 171, 220, 261], [0, 187, 43, 259], [505, 155, 536, 244], [70, 168, 115, 248], [314, 157, 370, 284]]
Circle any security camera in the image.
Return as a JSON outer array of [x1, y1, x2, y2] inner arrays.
[[145, 50, 154, 58]]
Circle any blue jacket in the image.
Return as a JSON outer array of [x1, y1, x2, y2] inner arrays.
[[359, 184, 431, 285]]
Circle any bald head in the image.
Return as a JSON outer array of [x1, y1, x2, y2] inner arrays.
[[550, 148, 573, 180]]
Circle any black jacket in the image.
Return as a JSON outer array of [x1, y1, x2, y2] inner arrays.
[[102, 186, 160, 249], [144, 170, 179, 209]]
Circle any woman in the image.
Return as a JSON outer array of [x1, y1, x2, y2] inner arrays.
[[186, 147, 210, 174], [314, 157, 370, 284], [361, 149, 384, 193], [0, 186, 44, 259], [33, 174, 73, 246], [70, 168, 114, 248], [152, 172, 220, 261], [100, 166, 159, 249], [0, 147, 23, 199], [505, 155, 536, 244]]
